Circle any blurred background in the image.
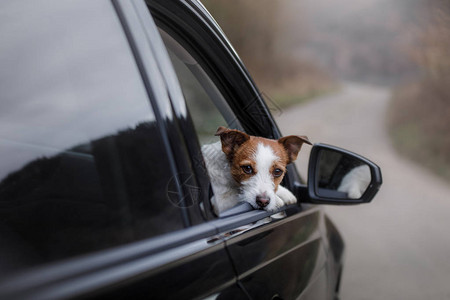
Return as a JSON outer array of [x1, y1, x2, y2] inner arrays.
[[203, 0, 450, 299], [203, 0, 449, 181]]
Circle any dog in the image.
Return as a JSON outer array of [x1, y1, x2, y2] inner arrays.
[[337, 164, 371, 199], [202, 126, 311, 215]]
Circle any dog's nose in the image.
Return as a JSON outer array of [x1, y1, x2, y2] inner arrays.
[[256, 196, 270, 208]]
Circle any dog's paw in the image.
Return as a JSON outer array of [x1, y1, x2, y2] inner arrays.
[[274, 195, 285, 208], [263, 196, 284, 213], [271, 211, 287, 219], [276, 185, 297, 205]]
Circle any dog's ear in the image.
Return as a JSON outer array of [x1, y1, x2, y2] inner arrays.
[[278, 135, 312, 163], [215, 126, 250, 159]]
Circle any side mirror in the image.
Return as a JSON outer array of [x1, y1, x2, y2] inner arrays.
[[306, 143, 382, 204]]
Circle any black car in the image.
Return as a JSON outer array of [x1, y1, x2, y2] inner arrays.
[[0, 0, 382, 299]]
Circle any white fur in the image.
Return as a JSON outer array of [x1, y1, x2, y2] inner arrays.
[[239, 143, 282, 211], [202, 141, 297, 215], [337, 164, 371, 199], [276, 185, 297, 205], [201, 142, 239, 213]]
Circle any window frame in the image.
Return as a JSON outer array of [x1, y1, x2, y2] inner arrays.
[[116, 0, 211, 226]]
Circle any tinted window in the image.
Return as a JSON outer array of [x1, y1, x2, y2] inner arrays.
[[0, 0, 183, 275]]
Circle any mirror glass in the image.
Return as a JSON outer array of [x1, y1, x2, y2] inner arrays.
[[316, 149, 372, 199]]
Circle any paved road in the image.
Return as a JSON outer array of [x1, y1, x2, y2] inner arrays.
[[275, 83, 450, 300]]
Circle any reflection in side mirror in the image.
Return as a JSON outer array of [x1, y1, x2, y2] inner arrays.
[[307, 144, 382, 204], [317, 149, 371, 199], [337, 165, 371, 199]]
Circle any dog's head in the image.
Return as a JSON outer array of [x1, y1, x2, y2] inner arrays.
[[215, 126, 311, 211]]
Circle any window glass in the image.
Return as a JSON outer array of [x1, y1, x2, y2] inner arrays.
[[0, 0, 183, 276]]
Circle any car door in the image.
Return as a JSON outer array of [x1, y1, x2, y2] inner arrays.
[[147, 1, 334, 299], [0, 1, 247, 299]]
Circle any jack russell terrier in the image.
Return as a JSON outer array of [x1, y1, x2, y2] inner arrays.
[[202, 126, 311, 215]]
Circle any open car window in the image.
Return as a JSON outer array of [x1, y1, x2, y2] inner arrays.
[[159, 28, 249, 218], [159, 29, 243, 145], [159, 28, 294, 220]]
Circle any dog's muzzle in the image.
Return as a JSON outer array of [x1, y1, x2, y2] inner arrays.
[[256, 195, 270, 208]]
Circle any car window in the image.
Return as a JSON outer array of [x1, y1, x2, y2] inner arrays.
[[0, 0, 184, 276], [159, 29, 243, 145]]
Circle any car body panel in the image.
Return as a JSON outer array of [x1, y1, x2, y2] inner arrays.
[[0, 224, 237, 299], [225, 209, 327, 299]]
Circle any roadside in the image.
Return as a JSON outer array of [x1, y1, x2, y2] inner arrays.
[[276, 83, 450, 300], [388, 81, 450, 182]]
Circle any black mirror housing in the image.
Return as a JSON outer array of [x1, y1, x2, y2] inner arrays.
[[304, 143, 382, 205]]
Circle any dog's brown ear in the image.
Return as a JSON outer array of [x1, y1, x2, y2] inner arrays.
[[278, 135, 312, 163], [215, 126, 250, 159], [214, 126, 229, 136]]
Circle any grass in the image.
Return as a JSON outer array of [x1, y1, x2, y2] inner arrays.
[[390, 123, 450, 181], [388, 81, 450, 182], [271, 87, 337, 109]]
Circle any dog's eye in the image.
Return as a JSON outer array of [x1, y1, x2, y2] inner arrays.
[[241, 165, 253, 174], [273, 168, 283, 177]]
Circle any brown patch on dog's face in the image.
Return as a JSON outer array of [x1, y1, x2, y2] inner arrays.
[[215, 126, 250, 161]]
